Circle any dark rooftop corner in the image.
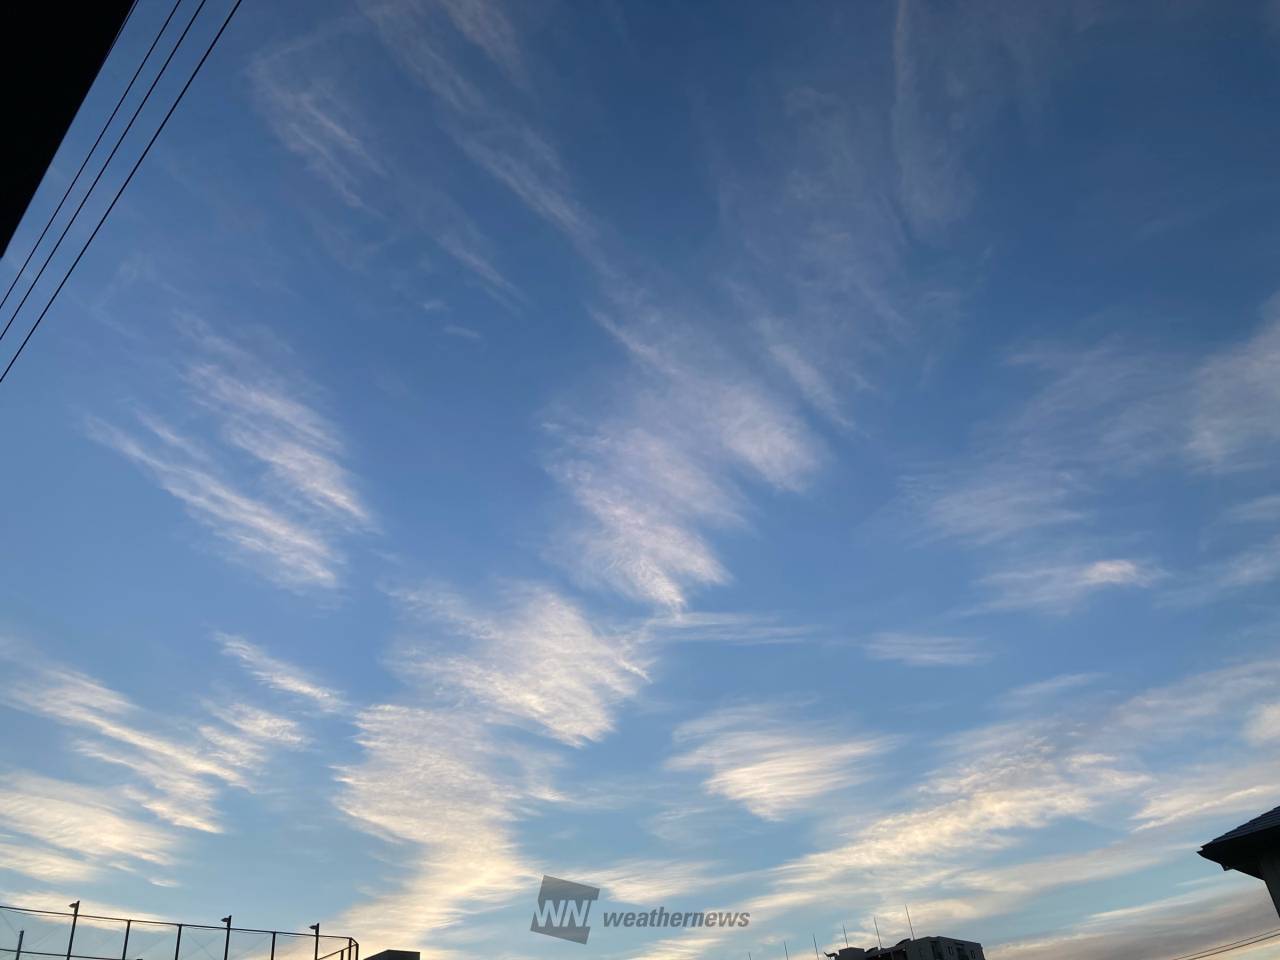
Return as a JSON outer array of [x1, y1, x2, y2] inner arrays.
[[1, 3, 133, 258], [364, 951, 420, 960], [1199, 803, 1280, 917]]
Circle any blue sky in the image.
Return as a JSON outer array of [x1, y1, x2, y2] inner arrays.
[[2, 1, 1280, 959]]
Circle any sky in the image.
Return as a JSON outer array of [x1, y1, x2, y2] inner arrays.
[[2, 1, 1280, 960]]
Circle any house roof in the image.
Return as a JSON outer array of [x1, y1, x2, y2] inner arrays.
[[1199, 804, 1280, 879]]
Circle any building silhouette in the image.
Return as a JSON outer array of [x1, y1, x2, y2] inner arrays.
[[828, 935, 985, 960]]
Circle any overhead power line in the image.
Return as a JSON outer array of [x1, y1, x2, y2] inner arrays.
[[0, 0, 246, 387], [0, 0, 147, 317], [1162, 928, 1280, 960], [0, 0, 192, 348]]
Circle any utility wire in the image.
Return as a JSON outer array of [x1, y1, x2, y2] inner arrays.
[[1162, 928, 1280, 960], [0, 0, 146, 317], [0, 0, 252, 394], [0, 0, 191, 346], [0, 0, 245, 386]]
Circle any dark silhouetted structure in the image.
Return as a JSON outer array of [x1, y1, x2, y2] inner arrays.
[[1, 3, 133, 257], [365, 952, 420, 960], [827, 936, 984, 960], [1199, 804, 1280, 918]]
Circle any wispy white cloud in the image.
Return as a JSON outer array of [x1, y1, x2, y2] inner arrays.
[[0, 642, 312, 835], [1244, 701, 1280, 744], [1190, 301, 1280, 470], [91, 323, 371, 590], [549, 316, 824, 610], [865, 633, 988, 666], [1003, 672, 1103, 709], [90, 416, 343, 589], [733, 655, 1280, 938], [581, 858, 722, 905], [890, 0, 1093, 240], [906, 466, 1087, 546], [359, 0, 599, 262], [0, 773, 178, 866], [1107, 657, 1280, 742], [432, 0, 527, 86], [643, 610, 818, 646], [334, 706, 534, 953], [980, 558, 1161, 613], [220, 634, 348, 713], [393, 583, 647, 745], [1131, 756, 1280, 831], [249, 17, 525, 307], [441, 323, 481, 341], [0, 837, 101, 884], [669, 705, 890, 821], [991, 884, 1280, 960], [248, 49, 388, 210], [1226, 493, 1280, 524]]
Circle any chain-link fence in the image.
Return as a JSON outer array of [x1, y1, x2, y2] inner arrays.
[[0, 906, 357, 960]]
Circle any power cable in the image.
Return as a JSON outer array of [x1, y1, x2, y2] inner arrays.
[[1, 0, 198, 345], [0, 0, 148, 316], [1163, 928, 1280, 960], [0, 0, 246, 387]]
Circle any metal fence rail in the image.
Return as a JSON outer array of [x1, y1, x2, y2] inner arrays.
[[0, 904, 357, 960]]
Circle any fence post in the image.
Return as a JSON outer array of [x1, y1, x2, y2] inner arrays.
[[174, 924, 183, 960], [122, 920, 132, 960], [66, 902, 81, 960], [269, 933, 276, 960], [14, 930, 23, 960], [308, 926, 318, 960], [221, 917, 232, 960]]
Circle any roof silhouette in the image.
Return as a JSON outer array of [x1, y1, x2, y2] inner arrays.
[[1199, 803, 1280, 879]]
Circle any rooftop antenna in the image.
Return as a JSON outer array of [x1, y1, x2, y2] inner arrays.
[[904, 906, 915, 941], [873, 917, 882, 951], [842, 924, 850, 948]]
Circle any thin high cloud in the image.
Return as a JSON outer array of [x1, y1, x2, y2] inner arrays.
[[0, 647, 307, 835], [668, 706, 890, 821], [249, 19, 525, 308], [865, 633, 988, 667], [0, 837, 99, 885], [903, 308, 1280, 620], [728, 656, 1280, 944], [91, 324, 371, 590], [332, 579, 653, 949], [0, 774, 178, 867], [980, 558, 1161, 613], [991, 884, 1280, 960], [393, 582, 648, 745], [220, 634, 348, 714], [548, 316, 826, 610], [1189, 302, 1280, 470], [358, 0, 841, 616], [333, 706, 536, 954]]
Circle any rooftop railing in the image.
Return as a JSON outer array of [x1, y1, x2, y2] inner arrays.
[[0, 904, 357, 960]]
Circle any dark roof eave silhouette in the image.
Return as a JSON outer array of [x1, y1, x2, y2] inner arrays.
[[1199, 804, 1280, 879]]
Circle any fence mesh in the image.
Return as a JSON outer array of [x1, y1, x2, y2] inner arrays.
[[0, 907, 356, 960]]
